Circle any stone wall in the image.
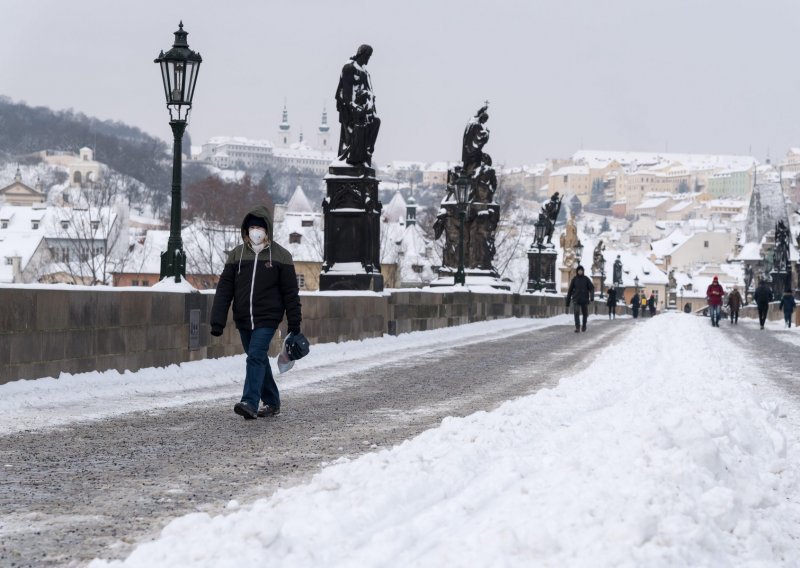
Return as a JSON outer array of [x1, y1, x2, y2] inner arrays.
[[0, 286, 621, 384]]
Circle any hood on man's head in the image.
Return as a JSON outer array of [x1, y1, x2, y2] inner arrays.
[[576, 265, 585, 273], [240, 205, 273, 241]]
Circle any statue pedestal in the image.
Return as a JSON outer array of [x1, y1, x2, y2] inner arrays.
[[430, 268, 510, 290], [592, 273, 605, 296], [526, 246, 557, 293], [771, 271, 789, 295], [319, 163, 383, 292]]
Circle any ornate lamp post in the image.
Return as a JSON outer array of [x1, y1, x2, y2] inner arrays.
[[533, 218, 546, 290], [573, 240, 584, 280], [155, 22, 202, 282], [453, 171, 470, 286]]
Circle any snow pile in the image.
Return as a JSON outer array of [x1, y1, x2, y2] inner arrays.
[[93, 314, 800, 567]]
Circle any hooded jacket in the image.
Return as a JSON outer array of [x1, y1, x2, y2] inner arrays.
[[210, 205, 302, 334], [706, 280, 724, 306], [566, 268, 595, 305], [753, 283, 773, 306]]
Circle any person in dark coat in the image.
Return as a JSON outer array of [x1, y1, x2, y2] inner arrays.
[[647, 292, 657, 317], [631, 292, 641, 319], [606, 287, 617, 320], [753, 280, 774, 330], [566, 265, 595, 332], [726, 287, 743, 325], [211, 205, 303, 420], [706, 276, 725, 327], [779, 290, 797, 328]]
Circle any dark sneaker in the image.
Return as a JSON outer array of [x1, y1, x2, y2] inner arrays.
[[257, 404, 281, 418], [581, 325, 586, 332], [234, 402, 257, 420], [574, 328, 580, 333]]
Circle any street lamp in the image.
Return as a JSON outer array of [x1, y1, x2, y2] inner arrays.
[[155, 21, 202, 282], [532, 217, 546, 290], [680, 285, 685, 313], [573, 240, 584, 279], [453, 170, 470, 286]]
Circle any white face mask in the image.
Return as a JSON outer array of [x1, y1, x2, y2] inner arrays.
[[249, 227, 267, 245]]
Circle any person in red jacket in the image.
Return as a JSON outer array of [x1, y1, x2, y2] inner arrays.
[[706, 276, 725, 328]]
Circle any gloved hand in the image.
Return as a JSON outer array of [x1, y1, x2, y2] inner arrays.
[[210, 326, 223, 337], [565, 299, 570, 308], [285, 331, 310, 361]]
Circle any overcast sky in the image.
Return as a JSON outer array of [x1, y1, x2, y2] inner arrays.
[[2, 0, 799, 167]]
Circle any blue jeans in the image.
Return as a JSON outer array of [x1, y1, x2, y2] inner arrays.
[[709, 305, 721, 326], [238, 327, 279, 410]]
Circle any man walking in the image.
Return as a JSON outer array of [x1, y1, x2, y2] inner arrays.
[[606, 286, 617, 320], [648, 292, 657, 317], [211, 206, 303, 420], [631, 291, 641, 319], [727, 286, 743, 325], [753, 279, 773, 330], [566, 265, 595, 333], [706, 276, 724, 327], [779, 290, 796, 328]]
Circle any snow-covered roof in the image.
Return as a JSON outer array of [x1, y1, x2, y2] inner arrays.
[[651, 228, 691, 257], [286, 186, 314, 213], [667, 200, 694, 213], [551, 165, 589, 176], [383, 191, 408, 224], [205, 136, 273, 149], [604, 249, 669, 288], [635, 197, 670, 210], [573, 150, 757, 173]]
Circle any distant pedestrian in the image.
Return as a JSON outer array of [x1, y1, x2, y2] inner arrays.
[[210, 206, 304, 420], [648, 292, 657, 317], [726, 287, 743, 325], [566, 265, 595, 333], [753, 280, 773, 330], [606, 287, 617, 319], [641, 295, 648, 317], [779, 290, 796, 328], [706, 276, 725, 328], [631, 291, 641, 319]]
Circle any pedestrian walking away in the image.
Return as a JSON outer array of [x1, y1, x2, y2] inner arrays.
[[647, 292, 657, 317], [210, 205, 303, 420], [606, 286, 617, 320], [706, 276, 724, 328], [753, 279, 774, 330], [631, 291, 640, 319], [779, 290, 796, 328], [641, 294, 648, 317], [726, 286, 743, 325], [566, 265, 595, 333]]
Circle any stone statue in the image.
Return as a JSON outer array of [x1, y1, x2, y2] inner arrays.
[[668, 268, 677, 290], [335, 44, 381, 166], [774, 220, 790, 272], [462, 104, 490, 174], [613, 255, 623, 286], [591, 241, 605, 275], [539, 192, 562, 246], [435, 107, 502, 281]]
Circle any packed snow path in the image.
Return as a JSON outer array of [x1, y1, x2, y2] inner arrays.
[[1, 315, 617, 567]]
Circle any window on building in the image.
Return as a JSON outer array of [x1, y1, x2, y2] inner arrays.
[[412, 264, 424, 273], [142, 279, 150, 286], [289, 232, 302, 244], [62, 249, 69, 263], [301, 220, 313, 227], [563, 175, 568, 183], [91, 221, 99, 231], [296, 273, 305, 288], [703, 240, 709, 248], [132, 280, 139, 286], [61, 221, 69, 230], [4, 257, 12, 265], [73, 171, 82, 184], [31, 221, 39, 230], [0, 221, 7, 229]]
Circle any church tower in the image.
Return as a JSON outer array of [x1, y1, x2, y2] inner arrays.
[[317, 106, 331, 151], [277, 102, 291, 147]]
